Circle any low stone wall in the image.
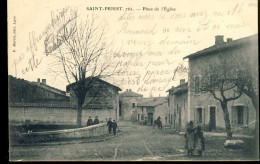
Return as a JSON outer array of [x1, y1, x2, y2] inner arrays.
[[19, 123, 108, 143]]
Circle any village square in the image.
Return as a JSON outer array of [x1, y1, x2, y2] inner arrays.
[[9, 33, 258, 161], [8, 0, 258, 161]]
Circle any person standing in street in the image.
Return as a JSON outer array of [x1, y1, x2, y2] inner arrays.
[[112, 120, 117, 136], [157, 116, 162, 129], [86, 116, 93, 126], [93, 116, 100, 125], [185, 121, 195, 156], [107, 118, 113, 134], [194, 125, 205, 156]]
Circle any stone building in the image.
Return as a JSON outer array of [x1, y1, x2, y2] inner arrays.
[[8, 76, 72, 125], [119, 89, 143, 120], [167, 79, 188, 132], [9, 76, 122, 126], [8, 75, 69, 104], [183, 34, 258, 131], [135, 97, 169, 126], [66, 77, 122, 123]]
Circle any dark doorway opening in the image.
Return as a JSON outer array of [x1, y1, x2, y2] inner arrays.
[[209, 106, 216, 132]]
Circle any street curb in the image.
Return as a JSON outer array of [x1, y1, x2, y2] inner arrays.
[[11, 131, 127, 147]]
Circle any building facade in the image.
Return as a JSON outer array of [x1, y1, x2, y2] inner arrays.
[[8, 76, 70, 104], [135, 97, 170, 126], [119, 89, 143, 120], [167, 79, 188, 132], [66, 77, 122, 123], [184, 34, 258, 131], [8, 76, 71, 126]]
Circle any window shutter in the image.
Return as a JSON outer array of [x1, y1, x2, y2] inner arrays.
[[231, 106, 237, 125], [243, 106, 249, 126]]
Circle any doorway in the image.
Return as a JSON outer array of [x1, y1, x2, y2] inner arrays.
[[209, 106, 216, 132], [148, 113, 153, 125], [178, 107, 182, 131]]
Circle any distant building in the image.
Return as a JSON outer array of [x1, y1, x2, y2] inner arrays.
[[119, 89, 143, 120], [8, 75, 69, 104], [66, 77, 122, 123], [8, 76, 71, 125], [183, 34, 258, 131], [167, 79, 188, 132], [136, 97, 169, 126]]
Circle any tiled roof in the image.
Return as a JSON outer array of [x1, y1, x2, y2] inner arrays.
[[119, 90, 143, 97], [137, 97, 168, 107], [169, 82, 188, 95], [31, 82, 67, 96], [183, 34, 258, 59], [8, 75, 68, 97], [66, 77, 122, 92]]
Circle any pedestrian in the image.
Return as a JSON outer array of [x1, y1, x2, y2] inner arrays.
[[86, 116, 93, 126], [107, 118, 113, 134], [185, 121, 195, 156], [157, 116, 162, 129], [93, 116, 99, 125], [153, 120, 157, 129], [194, 125, 205, 156], [112, 120, 117, 136]]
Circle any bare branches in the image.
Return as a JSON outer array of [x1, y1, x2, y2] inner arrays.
[[46, 9, 119, 86], [190, 55, 251, 104]]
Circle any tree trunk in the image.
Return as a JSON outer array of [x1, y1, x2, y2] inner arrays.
[[76, 94, 85, 128], [221, 102, 233, 140], [77, 106, 82, 128]]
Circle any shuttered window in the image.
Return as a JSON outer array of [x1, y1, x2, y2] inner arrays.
[[231, 105, 249, 126], [195, 107, 203, 124]]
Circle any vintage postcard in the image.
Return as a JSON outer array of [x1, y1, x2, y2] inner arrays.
[[8, 0, 258, 161]]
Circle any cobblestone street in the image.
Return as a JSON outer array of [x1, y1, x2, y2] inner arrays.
[[9, 121, 256, 161]]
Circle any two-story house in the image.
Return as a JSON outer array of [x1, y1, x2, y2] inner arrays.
[[183, 34, 258, 131]]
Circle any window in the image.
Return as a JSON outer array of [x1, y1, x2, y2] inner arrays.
[[210, 74, 217, 86], [194, 76, 200, 94], [132, 103, 135, 108], [232, 105, 249, 126], [196, 108, 202, 123], [237, 106, 244, 125], [119, 101, 122, 117]]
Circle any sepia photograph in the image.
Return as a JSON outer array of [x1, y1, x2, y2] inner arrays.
[[8, 0, 258, 161]]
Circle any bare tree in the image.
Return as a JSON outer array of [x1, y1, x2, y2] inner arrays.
[[190, 55, 251, 139], [45, 10, 120, 127]]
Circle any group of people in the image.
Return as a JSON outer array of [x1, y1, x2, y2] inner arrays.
[[86, 116, 118, 136], [184, 121, 205, 156], [86, 116, 100, 126], [107, 118, 118, 136]]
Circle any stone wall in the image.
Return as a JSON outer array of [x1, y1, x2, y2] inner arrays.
[[9, 105, 117, 126], [19, 123, 108, 143]]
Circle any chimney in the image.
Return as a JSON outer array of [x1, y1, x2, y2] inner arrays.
[[37, 78, 40, 84], [180, 79, 185, 85], [42, 79, 46, 85], [126, 89, 129, 92], [215, 35, 224, 45], [227, 38, 233, 42], [129, 89, 132, 92]]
